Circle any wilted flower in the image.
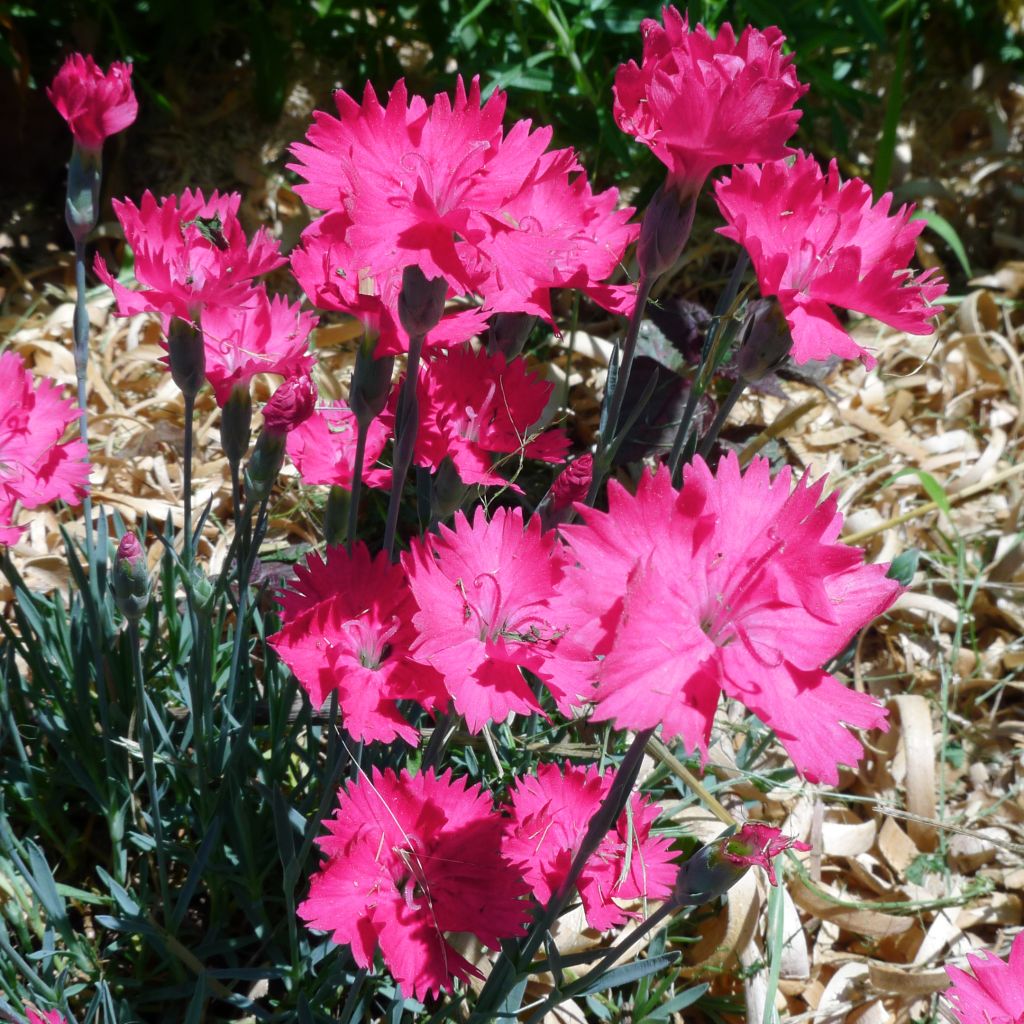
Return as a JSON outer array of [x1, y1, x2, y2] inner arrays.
[[269, 543, 444, 744], [551, 454, 902, 785], [299, 768, 531, 1000], [714, 153, 947, 366], [944, 933, 1024, 1024], [0, 352, 89, 544], [94, 189, 283, 324], [403, 506, 571, 731], [200, 290, 316, 407], [614, 8, 806, 198], [504, 762, 676, 931], [47, 53, 137, 153]]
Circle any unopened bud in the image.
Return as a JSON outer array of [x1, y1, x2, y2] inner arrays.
[[430, 457, 467, 522], [736, 300, 793, 383], [112, 531, 150, 621], [263, 375, 316, 435], [637, 181, 697, 281], [487, 313, 535, 360], [350, 342, 395, 428], [324, 484, 350, 546], [167, 318, 206, 400], [65, 144, 101, 244], [244, 430, 286, 502], [189, 564, 216, 614], [398, 265, 447, 339], [539, 455, 594, 530], [220, 383, 253, 467]]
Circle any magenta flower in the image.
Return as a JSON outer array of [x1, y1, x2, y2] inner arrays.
[[553, 454, 902, 785], [403, 506, 571, 731], [504, 762, 676, 931], [94, 189, 284, 324], [614, 8, 806, 197], [286, 400, 391, 490], [269, 543, 444, 744], [390, 346, 567, 489], [0, 352, 90, 544], [944, 933, 1024, 1024], [714, 153, 947, 366], [200, 289, 316, 406], [299, 767, 530, 1000], [289, 211, 489, 356], [47, 53, 137, 153], [719, 823, 810, 886], [27, 1009, 69, 1024]]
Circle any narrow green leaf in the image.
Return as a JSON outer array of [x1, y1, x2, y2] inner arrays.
[[912, 209, 971, 277], [575, 951, 681, 996]]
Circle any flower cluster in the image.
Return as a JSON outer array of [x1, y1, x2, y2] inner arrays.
[[0, 352, 90, 544]]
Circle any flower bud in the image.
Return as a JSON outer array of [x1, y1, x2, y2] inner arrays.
[[244, 430, 286, 503], [637, 181, 697, 281], [324, 484, 350, 547], [672, 822, 810, 906], [189, 564, 216, 614], [263, 375, 316, 435], [167, 318, 206, 400], [220, 383, 253, 467], [398, 265, 447, 339], [539, 455, 594, 530], [350, 342, 395, 428], [112, 531, 150, 622], [430, 457, 467, 522], [736, 299, 793, 383], [487, 313, 535, 360]]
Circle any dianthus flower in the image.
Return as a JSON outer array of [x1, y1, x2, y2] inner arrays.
[[285, 400, 391, 490], [614, 8, 806, 197], [403, 506, 571, 731], [714, 153, 947, 366], [944, 933, 1024, 1024], [269, 542, 444, 744], [199, 289, 316, 406], [504, 763, 676, 931], [94, 189, 284, 324], [27, 1009, 69, 1024], [387, 346, 567, 489], [47, 53, 137, 153], [298, 767, 531, 1000], [0, 352, 90, 544], [289, 211, 489, 356], [552, 454, 901, 785], [290, 79, 637, 325]]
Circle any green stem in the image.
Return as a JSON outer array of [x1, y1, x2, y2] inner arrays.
[[383, 332, 425, 559], [72, 238, 94, 567], [182, 392, 196, 568], [601, 271, 652, 448], [346, 417, 369, 550], [695, 377, 747, 462], [129, 619, 171, 923]]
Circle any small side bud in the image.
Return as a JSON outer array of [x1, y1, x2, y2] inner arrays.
[[167, 318, 206, 400], [113, 531, 150, 622], [637, 181, 697, 282], [324, 484, 350, 547], [244, 430, 286, 503], [263, 375, 316, 436], [189, 565, 216, 614], [398, 265, 447, 339], [220, 383, 253, 467], [487, 313, 536, 360], [539, 455, 594, 530], [735, 299, 793, 383]]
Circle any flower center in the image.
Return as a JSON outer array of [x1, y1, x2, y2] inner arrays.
[[342, 615, 400, 670]]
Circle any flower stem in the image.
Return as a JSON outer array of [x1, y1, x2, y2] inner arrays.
[[182, 392, 196, 568], [72, 238, 95, 565], [383, 332, 425, 560], [695, 376, 747, 462], [602, 271, 652, 447], [346, 417, 369, 550], [129, 618, 171, 922]]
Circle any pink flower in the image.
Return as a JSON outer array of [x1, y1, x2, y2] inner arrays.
[[269, 543, 444, 744], [298, 767, 530, 1000], [944, 933, 1024, 1024], [403, 506, 571, 731], [504, 762, 676, 931], [26, 1009, 69, 1024], [553, 454, 901, 785], [47, 53, 137, 152], [290, 79, 637, 327], [614, 8, 806, 196], [0, 352, 89, 544], [719, 823, 810, 886], [389, 346, 567, 489], [94, 189, 284, 324], [200, 289, 316, 406], [285, 400, 391, 490], [290, 211, 489, 356], [714, 153, 947, 366], [262, 375, 316, 434]]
